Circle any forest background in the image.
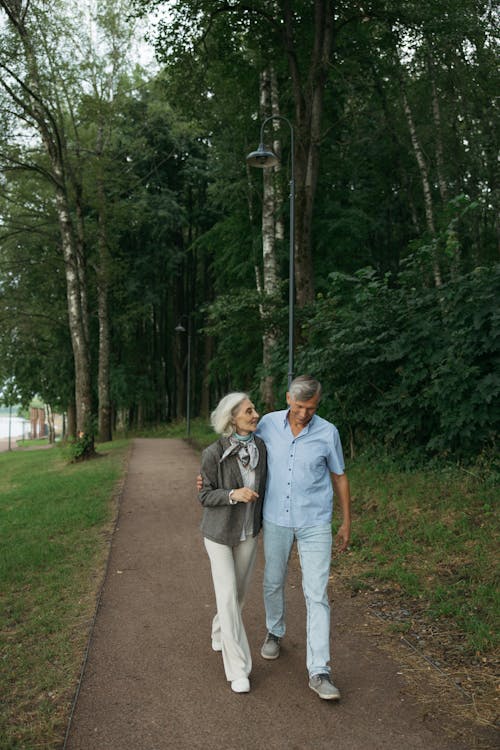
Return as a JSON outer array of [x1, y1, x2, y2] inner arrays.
[[0, 3, 499, 746], [0, 0, 498, 461]]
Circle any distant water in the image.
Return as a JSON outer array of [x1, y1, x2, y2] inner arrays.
[[0, 416, 30, 439]]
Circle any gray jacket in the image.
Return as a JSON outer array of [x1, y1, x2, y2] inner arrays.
[[198, 436, 267, 546]]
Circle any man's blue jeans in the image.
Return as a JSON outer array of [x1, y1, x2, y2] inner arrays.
[[263, 519, 333, 677]]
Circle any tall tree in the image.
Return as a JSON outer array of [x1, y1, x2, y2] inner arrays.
[[133, 0, 349, 306], [0, 0, 93, 438]]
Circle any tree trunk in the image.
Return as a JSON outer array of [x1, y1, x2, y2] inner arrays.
[[430, 72, 449, 205], [401, 87, 442, 287], [259, 68, 281, 411], [281, 0, 334, 307], [46, 403, 56, 444], [96, 128, 112, 443], [96, 191, 112, 442], [67, 400, 77, 440], [55, 186, 94, 431], [200, 334, 214, 419]]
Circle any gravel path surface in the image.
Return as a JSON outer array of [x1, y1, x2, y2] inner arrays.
[[64, 438, 469, 750]]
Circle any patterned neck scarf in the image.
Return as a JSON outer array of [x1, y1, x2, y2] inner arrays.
[[220, 434, 259, 470]]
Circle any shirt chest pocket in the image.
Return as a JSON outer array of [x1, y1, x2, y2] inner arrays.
[[294, 453, 325, 479]]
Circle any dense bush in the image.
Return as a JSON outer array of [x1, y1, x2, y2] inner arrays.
[[298, 263, 500, 461]]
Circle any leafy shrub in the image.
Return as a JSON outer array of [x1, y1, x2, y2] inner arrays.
[[65, 432, 95, 462], [298, 263, 500, 461]]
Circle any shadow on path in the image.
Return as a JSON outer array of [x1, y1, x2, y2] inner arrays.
[[65, 438, 469, 750]]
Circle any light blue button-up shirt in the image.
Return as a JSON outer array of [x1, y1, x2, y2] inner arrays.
[[256, 409, 345, 528]]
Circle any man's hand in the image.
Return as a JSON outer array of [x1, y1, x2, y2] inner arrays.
[[335, 522, 350, 552], [196, 473, 203, 491], [331, 472, 351, 553]]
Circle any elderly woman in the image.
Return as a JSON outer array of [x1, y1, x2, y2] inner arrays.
[[199, 392, 267, 694]]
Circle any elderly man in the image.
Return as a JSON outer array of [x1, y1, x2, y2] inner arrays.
[[256, 375, 351, 700]]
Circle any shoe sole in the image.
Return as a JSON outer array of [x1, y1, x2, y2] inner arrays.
[[309, 685, 341, 700], [260, 649, 280, 660]]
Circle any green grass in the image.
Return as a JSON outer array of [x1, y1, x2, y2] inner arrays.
[[336, 454, 499, 654], [16, 437, 51, 448], [0, 440, 129, 750], [1, 425, 497, 746]]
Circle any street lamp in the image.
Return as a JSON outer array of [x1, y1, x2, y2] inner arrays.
[[175, 318, 192, 437], [246, 115, 295, 388]]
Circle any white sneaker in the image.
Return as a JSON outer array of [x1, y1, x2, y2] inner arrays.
[[231, 677, 250, 693]]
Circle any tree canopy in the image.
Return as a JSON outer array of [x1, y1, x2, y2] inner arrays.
[[0, 0, 498, 460]]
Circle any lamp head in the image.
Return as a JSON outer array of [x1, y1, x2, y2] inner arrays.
[[246, 143, 279, 168]]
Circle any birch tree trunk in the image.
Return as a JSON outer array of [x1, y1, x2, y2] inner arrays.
[[427, 53, 448, 203], [0, 0, 94, 439], [401, 87, 443, 287], [259, 67, 281, 411]]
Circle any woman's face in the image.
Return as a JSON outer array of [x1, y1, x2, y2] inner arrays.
[[233, 399, 259, 435]]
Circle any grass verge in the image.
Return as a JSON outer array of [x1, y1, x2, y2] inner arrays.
[[337, 454, 498, 654], [333, 452, 499, 734], [0, 440, 129, 750]]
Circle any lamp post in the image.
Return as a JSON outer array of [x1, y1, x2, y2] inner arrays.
[[175, 318, 192, 437], [246, 115, 295, 389]]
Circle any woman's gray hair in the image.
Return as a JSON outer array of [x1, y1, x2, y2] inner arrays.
[[288, 375, 322, 402], [210, 392, 249, 437]]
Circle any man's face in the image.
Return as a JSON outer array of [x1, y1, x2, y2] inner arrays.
[[286, 392, 320, 427]]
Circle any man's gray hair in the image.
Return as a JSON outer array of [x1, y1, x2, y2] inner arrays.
[[210, 392, 249, 437], [288, 375, 322, 401]]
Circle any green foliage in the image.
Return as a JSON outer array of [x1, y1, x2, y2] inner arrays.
[[201, 289, 263, 391], [1, 0, 499, 441], [64, 432, 96, 462], [299, 260, 499, 460]]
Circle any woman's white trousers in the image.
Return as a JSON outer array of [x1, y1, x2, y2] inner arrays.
[[204, 535, 258, 682]]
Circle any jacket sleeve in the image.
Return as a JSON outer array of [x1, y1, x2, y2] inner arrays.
[[198, 445, 232, 507]]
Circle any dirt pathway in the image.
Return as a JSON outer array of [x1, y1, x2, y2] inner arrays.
[[64, 438, 471, 750]]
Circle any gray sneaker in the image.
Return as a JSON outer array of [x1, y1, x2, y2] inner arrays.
[[309, 673, 341, 700], [260, 632, 281, 660]]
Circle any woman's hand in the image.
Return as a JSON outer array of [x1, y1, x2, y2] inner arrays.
[[231, 487, 259, 503], [197, 473, 257, 504]]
